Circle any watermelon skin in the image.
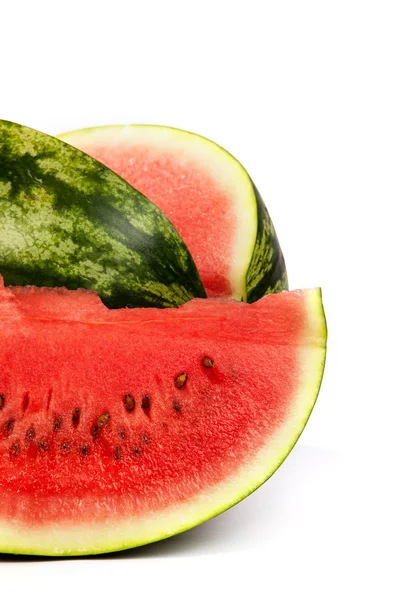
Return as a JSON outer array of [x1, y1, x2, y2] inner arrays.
[[58, 125, 288, 302], [0, 120, 206, 308], [246, 183, 288, 302], [0, 280, 326, 556]]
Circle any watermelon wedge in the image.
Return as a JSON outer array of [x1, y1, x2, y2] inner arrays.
[[0, 120, 206, 308], [0, 278, 326, 556], [59, 125, 288, 302]]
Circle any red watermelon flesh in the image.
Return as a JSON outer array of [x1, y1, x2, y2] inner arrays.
[[0, 278, 326, 555]]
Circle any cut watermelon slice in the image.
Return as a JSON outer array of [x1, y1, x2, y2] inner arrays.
[[0, 120, 206, 309], [0, 278, 325, 556], [59, 125, 288, 302]]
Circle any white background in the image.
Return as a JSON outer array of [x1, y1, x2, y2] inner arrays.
[[0, 1, 399, 598]]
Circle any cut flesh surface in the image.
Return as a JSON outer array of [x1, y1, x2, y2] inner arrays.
[[59, 125, 288, 301], [0, 279, 325, 555]]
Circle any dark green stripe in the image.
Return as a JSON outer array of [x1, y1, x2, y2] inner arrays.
[[246, 183, 288, 303], [0, 120, 206, 308]]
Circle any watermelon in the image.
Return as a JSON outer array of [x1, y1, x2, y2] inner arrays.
[[0, 277, 326, 556], [59, 125, 288, 302], [0, 120, 206, 308]]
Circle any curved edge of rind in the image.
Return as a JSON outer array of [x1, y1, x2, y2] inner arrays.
[[0, 289, 326, 557], [59, 125, 285, 303], [245, 182, 288, 303]]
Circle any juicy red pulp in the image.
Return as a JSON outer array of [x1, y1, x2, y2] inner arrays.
[[0, 281, 305, 525]]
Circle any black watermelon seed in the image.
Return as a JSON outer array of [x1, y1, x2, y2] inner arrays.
[[81, 444, 89, 457], [26, 426, 36, 441], [202, 356, 215, 368], [60, 441, 70, 453], [114, 446, 122, 460], [39, 440, 48, 453], [175, 372, 188, 389], [141, 395, 150, 410], [172, 399, 182, 413], [0, 394, 5, 410], [97, 412, 110, 427], [72, 408, 81, 427], [3, 418, 15, 437], [92, 425, 100, 439], [54, 415, 63, 432], [124, 394, 135, 412], [142, 434, 149, 444], [10, 442, 20, 457], [133, 446, 141, 455]]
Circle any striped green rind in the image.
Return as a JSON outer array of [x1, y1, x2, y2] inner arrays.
[[58, 124, 287, 303], [0, 120, 205, 308], [246, 183, 288, 303]]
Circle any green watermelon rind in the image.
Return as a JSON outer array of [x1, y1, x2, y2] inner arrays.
[[246, 182, 289, 301], [58, 124, 288, 302], [0, 288, 326, 556], [0, 120, 206, 309]]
